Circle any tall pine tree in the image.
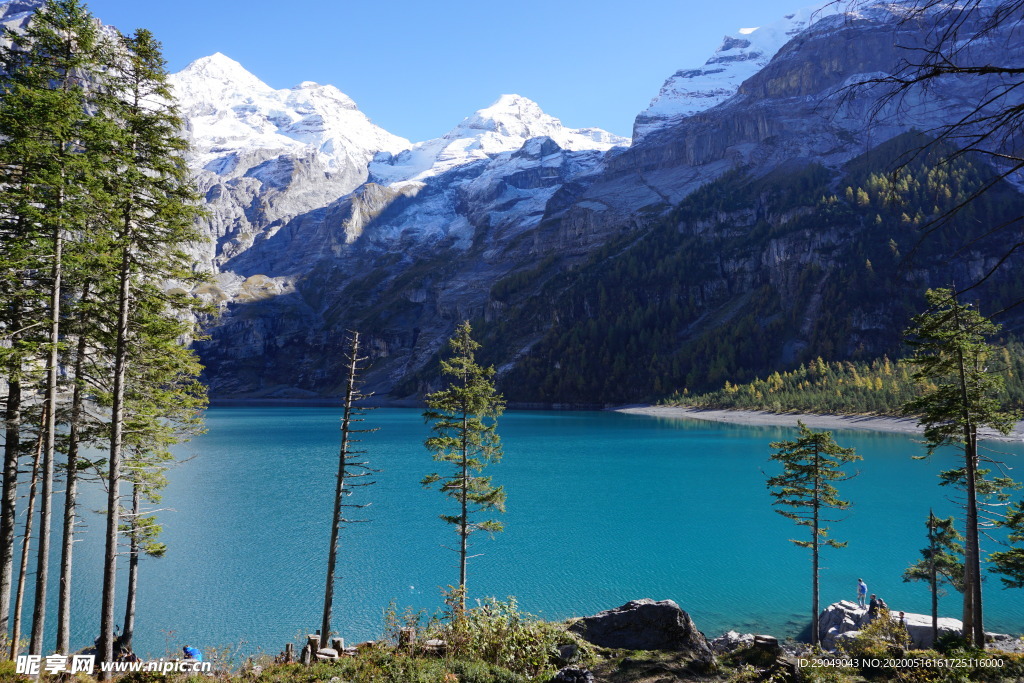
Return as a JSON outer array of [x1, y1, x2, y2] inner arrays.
[[423, 322, 506, 613], [903, 511, 964, 644], [94, 27, 207, 668], [767, 422, 861, 647], [0, 0, 113, 653], [903, 287, 1019, 646]]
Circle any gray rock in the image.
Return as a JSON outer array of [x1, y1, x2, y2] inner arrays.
[[556, 642, 579, 664], [551, 667, 594, 683], [710, 631, 755, 654], [568, 599, 711, 655], [818, 600, 967, 650]]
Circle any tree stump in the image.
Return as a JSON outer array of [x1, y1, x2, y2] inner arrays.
[[399, 628, 416, 649]]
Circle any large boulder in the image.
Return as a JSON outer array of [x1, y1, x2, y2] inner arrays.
[[569, 599, 711, 655], [901, 612, 965, 649], [819, 601, 866, 650], [818, 601, 964, 650]]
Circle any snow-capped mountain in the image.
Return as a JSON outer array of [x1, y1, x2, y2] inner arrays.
[[370, 94, 628, 184], [633, 1, 838, 140], [167, 53, 628, 272], [170, 53, 409, 177]]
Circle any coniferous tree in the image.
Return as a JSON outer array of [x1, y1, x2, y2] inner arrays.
[[903, 287, 1019, 646], [902, 511, 964, 644], [93, 27, 207, 668], [423, 321, 506, 613], [767, 422, 861, 647], [321, 331, 377, 642], [116, 303, 207, 652], [0, 2, 206, 660], [0, 0, 114, 653], [54, 278, 109, 655]]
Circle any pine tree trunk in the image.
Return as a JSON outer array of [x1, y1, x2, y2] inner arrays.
[[56, 289, 91, 654], [11, 412, 43, 659], [966, 426, 984, 645], [321, 333, 360, 641], [100, 246, 132, 677], [0, 361, 21, 637], [952, 334, 980, 647], [30, 224, 63, 655], [929, 511, 938, 645], [811, 444, 821, 647], [459, 410, 468, 614], [122, 484, 141, 652]]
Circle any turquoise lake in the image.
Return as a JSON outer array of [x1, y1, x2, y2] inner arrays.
[[49, 407, 1024, 658]]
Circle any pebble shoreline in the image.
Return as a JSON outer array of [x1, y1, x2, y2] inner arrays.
[[615, 405, 1024, 442]]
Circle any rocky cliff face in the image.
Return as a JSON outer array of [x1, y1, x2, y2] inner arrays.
[[633, 1, 837, 141], [162, 1, 1024, 400]]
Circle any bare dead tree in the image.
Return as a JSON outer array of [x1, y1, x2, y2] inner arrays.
[[320, 331, 378, 643]]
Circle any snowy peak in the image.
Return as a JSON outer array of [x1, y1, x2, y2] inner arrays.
[[169, 53, 408, 175], [449, 94, 627, 150], [372, 94, 629, 183], [454, 94, 556, 137], [634, 1, 837, 140], [0, 0, 41, 20], [173, 52, 275, 103]]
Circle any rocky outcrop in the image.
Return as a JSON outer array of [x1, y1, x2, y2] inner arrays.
[[818, 600, 964, 650], [568, 599, 711, 655]]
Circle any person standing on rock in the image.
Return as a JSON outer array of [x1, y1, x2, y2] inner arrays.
[[867, 594, 881, 621], [857, 578, 868, 608]]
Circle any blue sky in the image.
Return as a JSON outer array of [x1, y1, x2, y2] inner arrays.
[[84, 0, 821, 142]]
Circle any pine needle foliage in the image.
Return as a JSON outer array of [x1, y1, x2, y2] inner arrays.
[[903, 511, 964, 645], [902, 287, 1020, 646], [904, 513, 965, 591], [423, 321, 506, 612], [992, 501, 1024, 588], [767, 422, 861, 646]]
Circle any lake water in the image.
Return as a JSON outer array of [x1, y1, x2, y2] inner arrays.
[[44, 407, 1024, 658]]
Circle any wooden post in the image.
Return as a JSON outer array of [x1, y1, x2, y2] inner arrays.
[[331, 638, 344, 652], [284, 643, 293, 663], [307, 634, 320, 653], [299, 644, 311, 666]]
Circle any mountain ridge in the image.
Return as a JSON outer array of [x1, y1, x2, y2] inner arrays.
[[187, 0, 1024, 400], [3, 0, 1021, 402]]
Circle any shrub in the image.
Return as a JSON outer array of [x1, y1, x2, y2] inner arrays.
[[434, 595, 594, 678], [838, 608, 910, 661]]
